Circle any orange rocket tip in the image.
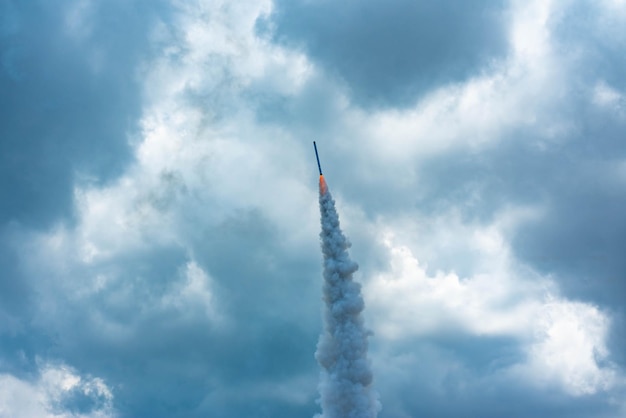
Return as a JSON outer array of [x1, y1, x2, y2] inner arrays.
[[319, 174, 328, 195]]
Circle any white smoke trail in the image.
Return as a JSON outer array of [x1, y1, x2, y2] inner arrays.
[[315, 176, 380, 418]]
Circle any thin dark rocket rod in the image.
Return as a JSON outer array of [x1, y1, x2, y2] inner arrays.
[[313, 141, 323, 175]]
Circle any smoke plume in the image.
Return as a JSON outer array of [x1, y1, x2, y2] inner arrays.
[[315, 175, 380, 418]]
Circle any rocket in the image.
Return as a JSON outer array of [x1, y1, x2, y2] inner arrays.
[[313, 141, 323, 175]]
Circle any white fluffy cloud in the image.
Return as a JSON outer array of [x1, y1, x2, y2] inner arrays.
[[0, 362, 115, 418], [364, 211, 618, 396]]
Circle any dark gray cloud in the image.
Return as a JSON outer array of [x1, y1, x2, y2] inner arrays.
[[373, 337, 621, 418], [0, 226, 31, 318], [267, 0, 509, 108], [0, 0, 170, 227]]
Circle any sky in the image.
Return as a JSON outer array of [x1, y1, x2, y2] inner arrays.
[[1, 0, 625, 416]]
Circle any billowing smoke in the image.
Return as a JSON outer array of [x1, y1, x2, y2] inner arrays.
[[315, 175, 380, 418]]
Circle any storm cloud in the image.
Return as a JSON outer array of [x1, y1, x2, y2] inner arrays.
[[268, 0, 509, 108], [1, 0, 625, 417]]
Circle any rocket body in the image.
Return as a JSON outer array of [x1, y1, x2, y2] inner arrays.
[[313, 141, 323, 175]]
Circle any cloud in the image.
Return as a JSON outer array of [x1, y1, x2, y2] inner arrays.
[[268, 0, 509, 108], [0, 0, 168, 226], [364, 205, 618, 386], [1, 0, 626, 416], [0, 362, 115, 418], [521, 299, 616, 396], [349, 183, 625, 415]]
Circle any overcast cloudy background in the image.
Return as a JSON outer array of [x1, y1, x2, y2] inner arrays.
[[1, 0, 625, 417]]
